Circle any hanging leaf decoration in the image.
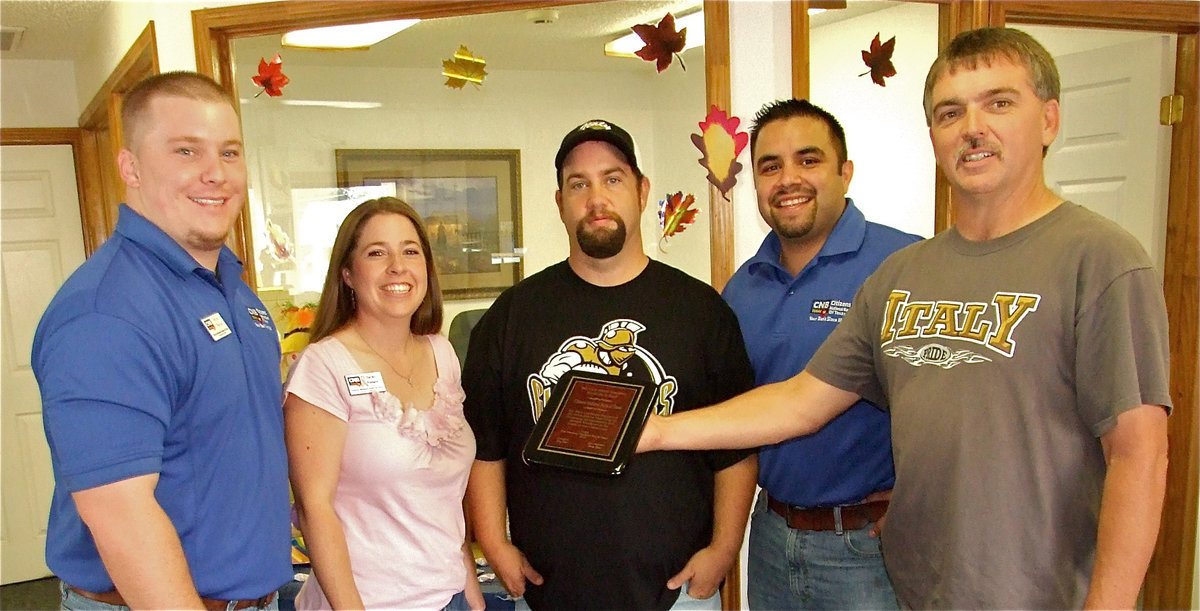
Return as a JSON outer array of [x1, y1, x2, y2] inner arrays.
[[859, 33, 897, 87], [252, 54, 290, 97], [442, 45, 488, 89], [690, 106, 749, 200], [266, 220, 294, 261], [658, 192, 699, 240], [632, 13, 687, 72]]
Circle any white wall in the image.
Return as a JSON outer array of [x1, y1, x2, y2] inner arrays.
[[234, 45, 709, 325], [811, 2, 939, 239], [0, 60, 80, 127], [728, 1, 940, 279], [73, 0, 272, 113]]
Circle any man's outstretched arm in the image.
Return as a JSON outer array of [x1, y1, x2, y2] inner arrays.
[[639, 371, 860, 452]]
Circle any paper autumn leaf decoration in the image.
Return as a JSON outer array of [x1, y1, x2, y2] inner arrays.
[[860, 33, 897, 87], [632, 13, 687, 72], [658, 192, 699, 242], [442, 45, 487, 89], [690, 106, 749, 199], [252, 54, 289, 97], [266, 220, 293, 261]]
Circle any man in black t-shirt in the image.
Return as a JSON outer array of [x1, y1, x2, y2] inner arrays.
[[463, 119, 757, 610]]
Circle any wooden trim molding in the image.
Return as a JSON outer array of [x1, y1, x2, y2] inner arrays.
[[704, 0, 735, 293], [73, 21, 159, 256], [936, 3, 1198, 607], [995, 0, 1200, 32], [79, 22, 158, 130], [1147, 28, 1199, 611], [791, 1, 811, 100], [1, 128, 95, 253]]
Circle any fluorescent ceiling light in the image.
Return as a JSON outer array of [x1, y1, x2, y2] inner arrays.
[[282, 19, 419, 49], [605, 11, 704, 58]]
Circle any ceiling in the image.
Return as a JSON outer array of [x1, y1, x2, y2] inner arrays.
[[0, 0, 110, 61], [1, 0, 891, 66], [234, 1, 705, 73]]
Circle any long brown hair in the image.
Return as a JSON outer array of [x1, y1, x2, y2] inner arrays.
[[309, 197, 444, 342]]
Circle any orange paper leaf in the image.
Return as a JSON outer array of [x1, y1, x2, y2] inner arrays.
[[690, 106, 749, 199], [658, 192, 699, 239]]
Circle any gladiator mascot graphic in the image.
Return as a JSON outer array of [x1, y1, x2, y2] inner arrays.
[[527, 319, 677, 422]]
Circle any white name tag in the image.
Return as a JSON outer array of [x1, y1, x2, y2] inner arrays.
[[200, 312, 232, 341], [345, 372, 386, 396]]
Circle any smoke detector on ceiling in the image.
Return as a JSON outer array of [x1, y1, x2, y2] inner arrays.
[[526, 9, 559, 25], [1, 26, 26, 52]]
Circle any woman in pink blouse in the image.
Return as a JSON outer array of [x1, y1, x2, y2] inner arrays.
[[284, 197, 483, 610]]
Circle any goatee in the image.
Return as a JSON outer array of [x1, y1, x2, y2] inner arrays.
[[577, 217, 626, 259]]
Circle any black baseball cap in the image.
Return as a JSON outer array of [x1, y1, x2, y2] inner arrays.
[[555, 119, 641, 187]]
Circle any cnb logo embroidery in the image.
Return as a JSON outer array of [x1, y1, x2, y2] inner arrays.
[[526, 319, 677, 421], [879, 290, 1040, 368]]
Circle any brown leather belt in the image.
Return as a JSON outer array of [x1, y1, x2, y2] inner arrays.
[[67, 585, 276, 610], [767, 495, 888, 531]]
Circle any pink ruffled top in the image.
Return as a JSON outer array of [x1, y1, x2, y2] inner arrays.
[[285, 333, 474, 610]]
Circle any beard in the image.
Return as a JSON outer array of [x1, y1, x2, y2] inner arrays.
[[767, 189, 819, 239], [576, 216, 627, 259]]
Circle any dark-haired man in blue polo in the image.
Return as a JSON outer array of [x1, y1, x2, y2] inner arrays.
[[723, 98, 920, 610]]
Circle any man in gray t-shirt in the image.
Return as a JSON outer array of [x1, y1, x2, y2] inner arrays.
[[639, 27, 1170, 610]]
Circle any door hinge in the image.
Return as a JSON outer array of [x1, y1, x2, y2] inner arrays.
[[1160, 94, 1183, 126]]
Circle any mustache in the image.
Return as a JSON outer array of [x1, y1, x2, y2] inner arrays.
[[957, 136, 998, 160], [770, 186, 816, 206]]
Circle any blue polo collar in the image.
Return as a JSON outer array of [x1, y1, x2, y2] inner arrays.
[[113, 204, 243, 282], [747, 197, 867, 281]]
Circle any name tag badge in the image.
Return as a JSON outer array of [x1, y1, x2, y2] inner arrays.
[[201, 312, 232, 341], [345, 372, 386, 396]]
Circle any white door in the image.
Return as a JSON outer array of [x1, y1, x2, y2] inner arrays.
[[1039, 32, 1176, 277], [1, 144, 86, 584]]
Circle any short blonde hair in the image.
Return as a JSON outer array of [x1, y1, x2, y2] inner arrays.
[[121, 71, 236, 148]]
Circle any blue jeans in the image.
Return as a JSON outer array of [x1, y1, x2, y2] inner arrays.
[[511, 584, 720, 611], [60, 581, 280, 611], [440, 590, 470, 611], [747, 492, 898, 610]]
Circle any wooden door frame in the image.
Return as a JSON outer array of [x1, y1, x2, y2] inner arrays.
[[75, 21, 159, 255], [791, 2, 1199, 608], [0, 128, 92, 253], [191, 1, 739, 606], [983, 6, 1197, 609]]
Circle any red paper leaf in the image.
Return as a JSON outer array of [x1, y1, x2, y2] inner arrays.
[[659, 192, 699, 239], [252, 53, 290, 97], [860, 33, 897, 87], [690, 106, 749, 199], [632, 13, 687, 73]]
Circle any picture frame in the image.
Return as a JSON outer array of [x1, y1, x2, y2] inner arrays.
[[336, 149, 523, 300]]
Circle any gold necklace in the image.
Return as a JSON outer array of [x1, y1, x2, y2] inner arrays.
[[353, 326, 416, 387]]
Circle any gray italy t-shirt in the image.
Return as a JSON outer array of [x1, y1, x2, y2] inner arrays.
[[807, 202, 1172, 609]]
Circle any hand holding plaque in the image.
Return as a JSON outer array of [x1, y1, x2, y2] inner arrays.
[[522, 370, 658, 476]]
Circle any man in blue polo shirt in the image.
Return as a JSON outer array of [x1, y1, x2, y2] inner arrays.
[[722, 99, 921, 610], [32, 71, 291, 610]]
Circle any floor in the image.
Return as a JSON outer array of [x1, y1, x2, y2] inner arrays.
[[0, 577, 58, 611]]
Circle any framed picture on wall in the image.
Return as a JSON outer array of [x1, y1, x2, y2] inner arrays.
[[336, 149, 523, 300]]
